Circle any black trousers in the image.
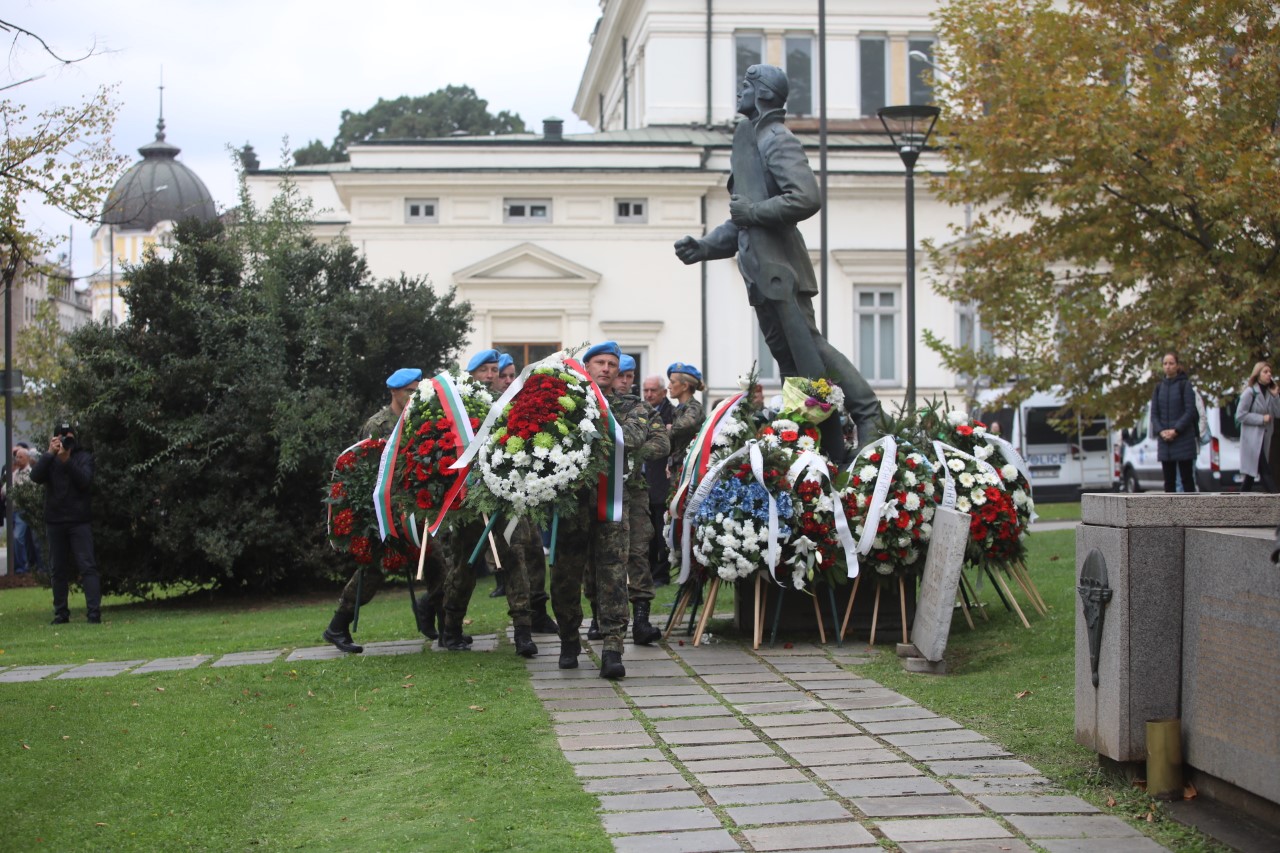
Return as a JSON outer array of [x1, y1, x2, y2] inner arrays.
[[648, 501, 670, 585], [47, 522, 101, 620], [1162, 460, 1196, 493], [1242, 446, 1278, 493]]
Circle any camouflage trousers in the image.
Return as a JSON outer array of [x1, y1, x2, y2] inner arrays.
[[336, 543, 446, 624], [553, 500, 629, 653], [441, 516, 532, 628], [487, 518, 549, 610], [586, 488, 654, 606]]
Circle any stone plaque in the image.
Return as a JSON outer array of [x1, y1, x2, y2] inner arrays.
[[909, 506, 969, 662]]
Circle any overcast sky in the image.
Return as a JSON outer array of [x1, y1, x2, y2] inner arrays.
[[8, 0, 602, 277]]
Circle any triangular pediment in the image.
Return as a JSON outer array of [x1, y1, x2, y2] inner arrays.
[[454, 242, 600, 287]]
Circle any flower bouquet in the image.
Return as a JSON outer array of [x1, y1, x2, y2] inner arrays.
[[757, 416, 821, 454], [326, 438, 410, 573], [384, 371, 493, 542], [689, 450, 794, 582], [839, 438, 939, 581], [781, 465, 843, 590], [780, 376, 844, 424], [466, 352, 609, 529]]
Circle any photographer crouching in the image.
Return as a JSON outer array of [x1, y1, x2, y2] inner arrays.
[[30, 421, 101, 624]]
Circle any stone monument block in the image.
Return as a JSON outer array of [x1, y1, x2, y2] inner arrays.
[[909, 506, 969, 663], [1182, 527, 1280, 807]]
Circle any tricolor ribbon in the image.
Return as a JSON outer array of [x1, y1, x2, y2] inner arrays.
[[786, 450, 859, 580], [373, 406, 411, 541], [677, 439, 784, 586], [425, 372, 480, 536], [666, 393, 746, 555], [564, 357, 624, 523]]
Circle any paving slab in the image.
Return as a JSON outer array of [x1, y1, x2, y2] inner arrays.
[[581, 774, 691, 795], [760, 722, 863, 739], [841, 706, 936, 723], [900, 742, 1009, 762], [621, 684, 712, 698], [743, 821, 877, 851], [616, 676, 699, 689], [558, 732, 655, 751], [789, 747, 901, 767], [536, 686, 621, 700], [643, 703, 735, 720], [805, 750, 908, 776], [55, 660, 145, 679], [574, 761, 680, 778], [286, 645, 347, 661], [734, 699, 826, 714], [611, 828, 740, 853], [773, 735, 881, 753], [0, 664, 60, 682], [597, 790, 706, 812], [899, 841, 1036, 853], [701, 672, 786, 685], [617, 663, 688, 678], [726, 799, 853, 826], [884, 729, 988, 747], [552, 708, 636, 723], [565, 748, 666, 765], [602, 807, 723, 834], [826, 694, 916, 711], [680, 756, 790, 774], [694, 768, 808, 787], [211, 649, 283, 667], [949, 776, 1056, 795], [528, 667, 602, 680], [556, 719, 646, 736], [1037, 839, 1171, 853], [652, 716, 745, 733], [747, 710, 845, 728], [1003, 814, 1142, 839], [853, 794, 983, 817], [706, 781, 827, 806], [806, 761, 921, 780], [828, 777, 951, 798], [362, 640, 427, 655], [717, 690, 807, 704], [134, 655, 217, 674], [684, 663, 770, 674], [660, 729, 760, 746], [877, 817, 1014, 842], [673, 742, 775, 761], [794, 678, 883, 690], [976, 794, 1099, 815], [631, 693, 723, 708], [543, 696, 630, 711], [927, 759, 1040, 777], [860, 717, 962, 735]]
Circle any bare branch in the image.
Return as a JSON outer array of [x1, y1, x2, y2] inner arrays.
[[0, 18, 99, 66]]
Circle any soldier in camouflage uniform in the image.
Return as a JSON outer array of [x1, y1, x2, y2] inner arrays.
[[554, 342, 651, 679], [324, 368, 425, 654], [666, 362, 706, 473], [586, 355, 668, 645], [435, 350, 538, 656]]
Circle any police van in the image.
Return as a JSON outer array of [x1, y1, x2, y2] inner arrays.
[[974, 389, 1115, 501], [1117, 395, 1242, 492]]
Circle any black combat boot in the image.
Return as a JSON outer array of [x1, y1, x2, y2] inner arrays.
[[586, 616, 602, 641], [631, 600, 661, 646], [558, 637, 581, 669], [439, 612, 471, 651], [513, 626, 537, 658], [529, 602, 559, 634], [488, 572, 506, 598], [322, 611, 363, 654], [599, 649, 626, 680], [414, 596, 439, 640]]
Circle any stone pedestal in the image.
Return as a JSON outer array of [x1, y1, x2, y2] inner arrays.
[[1075, 493, 1280, 771]]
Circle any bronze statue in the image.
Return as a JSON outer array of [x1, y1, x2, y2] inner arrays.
[[675, 64, 881, 452]]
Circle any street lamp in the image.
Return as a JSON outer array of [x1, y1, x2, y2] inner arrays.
[[877, 104, 940, 413]]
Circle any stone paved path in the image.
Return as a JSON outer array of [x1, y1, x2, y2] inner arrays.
[[0, 614, 1167, 853]]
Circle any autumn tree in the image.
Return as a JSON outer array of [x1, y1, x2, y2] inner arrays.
[[924, 0, 1280, 422], [293, 84, 526, 164]]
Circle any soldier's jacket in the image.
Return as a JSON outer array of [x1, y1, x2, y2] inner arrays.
[[361, 405, 398, 441], [608, 393, 670, 491], [669, 397, 706, 470]]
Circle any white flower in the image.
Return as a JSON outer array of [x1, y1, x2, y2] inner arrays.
[[903, 471, 918, 486], [772, 418, 800, 433], [876, 563, 894, 575], [923, 482, 936, 497], [958, 472, 975, 488], [947, 409, 969, 426], [860, 465, 878, 481], [971, 488, 987, 506], [1012, 489, 1028, 506], [855, 493, 868, 509], [974, 444, 992, 460], [904, 493, 921, 511], [1001, 464, 1018, 481], [897, 536, 911, 547], [797, 436, 817, 452], [918, 522, 932, 539], [948, 458, 965, 472], [956, 497, 972, 513], [922, 505, 935, 521]]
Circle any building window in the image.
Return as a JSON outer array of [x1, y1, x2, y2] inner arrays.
[[908, 38, 937, 106], [504, 199, 551, 224], [494, 342, 561, 368], [615, 199, 648, 224], [859, 36, 888, 117], [736, 33, 763, 82], [754, 324, 779, 384], [956, 303, 995, 386], [855, 288, 899, 385], [786, 36, 813, 116], [405, 198, 438, 223]]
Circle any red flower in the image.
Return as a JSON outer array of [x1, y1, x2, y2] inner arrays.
[[382, 550, 407, 571], [956, 424, 973, 436], [332, 508, 355, 536], [895, 513, 911, 529], [349, 536, 373, 564], [335, 452, 357, 472], [416, 490, 434, 509], [330, 482, 347, 499], [780, 430, 799, 442]]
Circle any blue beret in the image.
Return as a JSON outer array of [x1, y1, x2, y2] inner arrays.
[[386, 367, 422, 389], [667, 362, 702, 382], [618, 354, 636, 373], [466, 349, 500, 372], [583, 341, 622, 362], [497, 353, 514, 371]]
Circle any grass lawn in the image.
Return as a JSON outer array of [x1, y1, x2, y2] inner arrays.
[[1030, 500, 1082, 521], [856, 529, 1226, 852]]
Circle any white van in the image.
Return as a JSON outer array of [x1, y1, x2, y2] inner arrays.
[[1118, 395, 1242, 492], [974, 389, 1115, 501]]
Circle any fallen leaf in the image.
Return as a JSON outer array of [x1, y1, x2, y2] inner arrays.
[[1106, 796, 1117, 808], [401, 684, 414, 689], [466, 818, 477, 823], [94, 822, 107, 827], [358, 706, 369, 712], [1184, 783, 1197, 800], [1016, 690, 1033, 699], [1133, 779, 1147, 790], [263, 724, 274, 729], [1049, 555, 1060, 561], [783, 642, 794, 649], [1146, 812, 1155, 823], [307, 690, 315, 698], [340, 817, 348, 822], [469, 705, 486, 712], [131, 702, 139, 707], [21, 743, 30, 750], [62, 736, 70, 741], [155, 687, 165, 692], [462, 618, 473, 626], [403, 674, 414, 679]]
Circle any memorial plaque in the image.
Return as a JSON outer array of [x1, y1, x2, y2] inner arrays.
[[909, 506, 969, 662]]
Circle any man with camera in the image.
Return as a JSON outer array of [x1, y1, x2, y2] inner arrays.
[[31, 422, 101, 624]]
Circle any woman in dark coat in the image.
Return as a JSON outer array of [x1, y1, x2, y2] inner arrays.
[[1150, 351, 1199, 493]]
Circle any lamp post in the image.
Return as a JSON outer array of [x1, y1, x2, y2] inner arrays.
[[877, 104, 940, 413]]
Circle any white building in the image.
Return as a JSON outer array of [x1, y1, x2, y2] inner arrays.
[[247, 0, 973, 405]]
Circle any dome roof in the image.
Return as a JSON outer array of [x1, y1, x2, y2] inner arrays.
[[101, 119, 217, 230]]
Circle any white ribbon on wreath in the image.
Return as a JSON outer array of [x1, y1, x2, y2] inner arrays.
[[848, 436, 899, 570], [983, 434, 1038, 523], [786, 450, 859, 580], [678, 439, 782, 586]]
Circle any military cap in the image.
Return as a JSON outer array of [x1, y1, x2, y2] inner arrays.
[[466, 349, 500, 372], [666, 362, 703, 383], [386, 368, 423, 389], [497, 353, 514, 371], [583, 341, 622, 362], [618, 354, 636, 373]]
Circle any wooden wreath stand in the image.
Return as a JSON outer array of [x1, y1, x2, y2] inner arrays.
[[748, 573, 844, 650], [839, 574, 912, 647]]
